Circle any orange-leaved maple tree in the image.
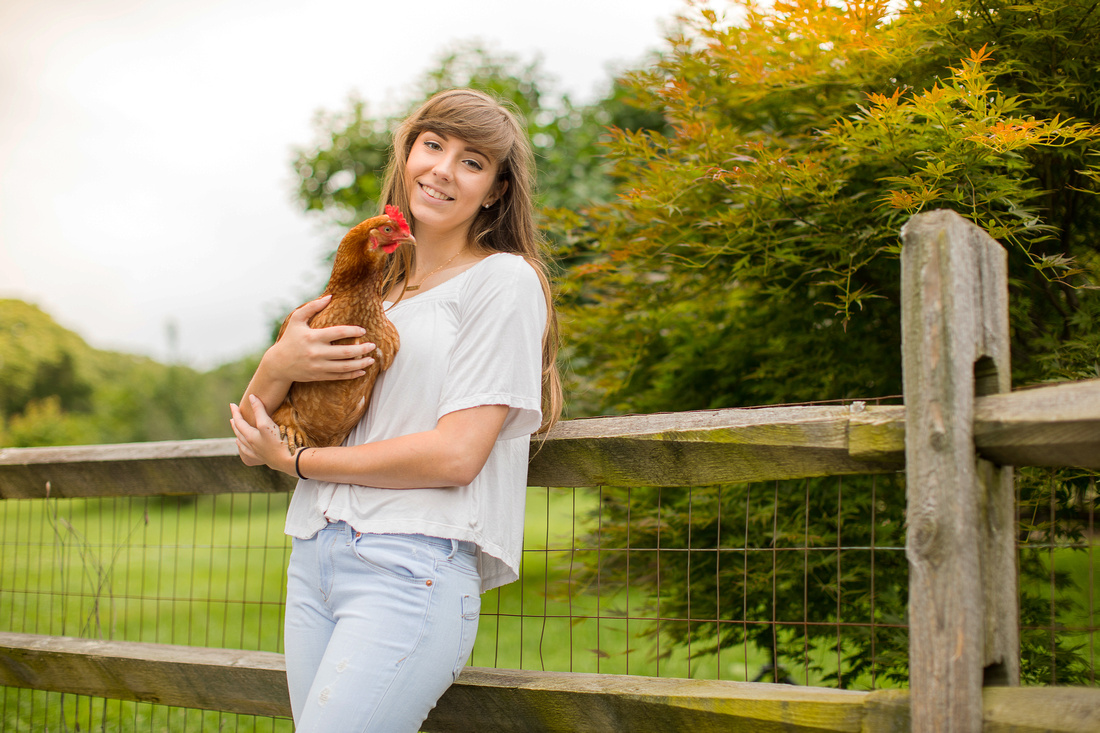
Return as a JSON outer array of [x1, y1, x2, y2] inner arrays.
[[550, 0, 1100, 686]]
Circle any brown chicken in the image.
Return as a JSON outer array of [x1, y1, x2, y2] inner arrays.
[[271, 206, 415, 452]]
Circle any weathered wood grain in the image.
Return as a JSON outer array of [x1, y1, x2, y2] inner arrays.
[[860, 688, 1100, 733], [0, 632, 289, 717], [0, 632, 869, 733], [847, 405, 907, 462], [900, 208, 1018, 733], [3, 632, 1096, 732], [0, 405, 905, 498], [969, 212, 1020, 694], [979, 686, 1100, 733], [974, 379, 1100, 468], [427, 666, 868, 733], [528, 404, 903, 487], [861, 690, 912, 733], [0, 438, 293, 499], [2, 380, 1099, 499]]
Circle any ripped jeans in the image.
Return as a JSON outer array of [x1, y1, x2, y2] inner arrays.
[[283, 523, 482, 732]]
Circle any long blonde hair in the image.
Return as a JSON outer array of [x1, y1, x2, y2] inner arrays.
[[380, 89, 562, 433]]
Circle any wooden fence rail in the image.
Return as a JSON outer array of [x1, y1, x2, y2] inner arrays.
[[1, 631, 1098, 732], [2, 211, 1100, 732], [1, 379, 1097, 500]]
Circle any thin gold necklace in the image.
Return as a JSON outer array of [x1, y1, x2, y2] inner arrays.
[[407, 249, 464, 291]]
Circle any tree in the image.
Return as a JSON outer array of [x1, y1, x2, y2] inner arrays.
[[554, 0, 1099, 411], [0, 299, 253, 447], [551, 0, 1100, 685], [292, 42, 641, 231]]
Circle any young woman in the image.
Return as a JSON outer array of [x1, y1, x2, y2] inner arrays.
[[230, 88, 561, 732]]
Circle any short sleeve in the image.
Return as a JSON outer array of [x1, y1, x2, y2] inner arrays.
[[437, 254, 545, 440]]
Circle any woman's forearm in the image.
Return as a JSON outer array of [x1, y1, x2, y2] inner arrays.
[[238, 355, 293, 426], [294, 406, 507, 488], [231, 396, 509, 489]]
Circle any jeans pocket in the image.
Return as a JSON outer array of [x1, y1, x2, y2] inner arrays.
[[452, 593, 481, 682], [351, 533, 435, 585]]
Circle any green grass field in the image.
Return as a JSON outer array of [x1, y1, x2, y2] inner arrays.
[[0, 489, 771, 730], [2, 490, 1094, 730]]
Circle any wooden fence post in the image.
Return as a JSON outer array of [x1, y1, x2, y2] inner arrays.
[[900, 210, 1019, 733]]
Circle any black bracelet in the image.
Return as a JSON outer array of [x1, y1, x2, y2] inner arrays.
[[295, 448, 309, 481]]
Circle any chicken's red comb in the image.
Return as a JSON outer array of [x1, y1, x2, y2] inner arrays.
[[385, 205, 411, 236]]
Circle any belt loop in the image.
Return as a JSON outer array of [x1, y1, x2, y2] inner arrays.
[[447, 538, 459, 560]]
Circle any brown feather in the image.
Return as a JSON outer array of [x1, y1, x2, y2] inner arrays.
[[270, 213, 414, 452]]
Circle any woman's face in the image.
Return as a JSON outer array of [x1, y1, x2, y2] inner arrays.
[[403, 130, 506, 241]]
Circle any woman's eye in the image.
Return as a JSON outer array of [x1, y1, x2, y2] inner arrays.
[[463, 159, 484, 171], [425, 140, 442, 151]]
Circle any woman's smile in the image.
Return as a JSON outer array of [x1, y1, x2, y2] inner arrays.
[[404, 131, 504, 238], [418, 182, 454, 201]]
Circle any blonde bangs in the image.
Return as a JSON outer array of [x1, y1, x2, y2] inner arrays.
[[379, 88, 562, 432]]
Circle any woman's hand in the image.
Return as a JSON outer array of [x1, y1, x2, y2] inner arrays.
[[265, 295, 378, 384], [237, 295, 377, 428], [230, 395, 296, 473]]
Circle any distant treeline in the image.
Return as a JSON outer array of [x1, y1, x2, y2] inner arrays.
[[0, 299, 257, 447]]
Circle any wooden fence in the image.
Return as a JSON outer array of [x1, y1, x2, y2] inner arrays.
[[1, 210, 1099, 731]]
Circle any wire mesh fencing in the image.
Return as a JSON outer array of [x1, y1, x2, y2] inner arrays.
[[1016, 471, 1098, 686], [0, 491, 293, 731], [0, 467, 1096, 729], [478, 476, 912, 688]]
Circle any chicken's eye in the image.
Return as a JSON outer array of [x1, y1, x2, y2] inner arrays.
[[383, 226, 392, 233]]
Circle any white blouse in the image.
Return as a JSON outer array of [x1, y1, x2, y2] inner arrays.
[[283, 252, 545, 591]]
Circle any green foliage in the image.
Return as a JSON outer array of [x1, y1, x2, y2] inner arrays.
[[587, 478, 911, 687], [292, 42, 670, 235], [551, 0, 1100, 687], [0, 299, 258, 447], [553, 0, 1100, 412], [293, 95, 392, 226]]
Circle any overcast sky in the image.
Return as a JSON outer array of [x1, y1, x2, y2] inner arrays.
[[0, 0, 686, 369]]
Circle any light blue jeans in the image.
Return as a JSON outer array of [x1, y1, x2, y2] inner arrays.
[[284, 523, 482, 732]]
